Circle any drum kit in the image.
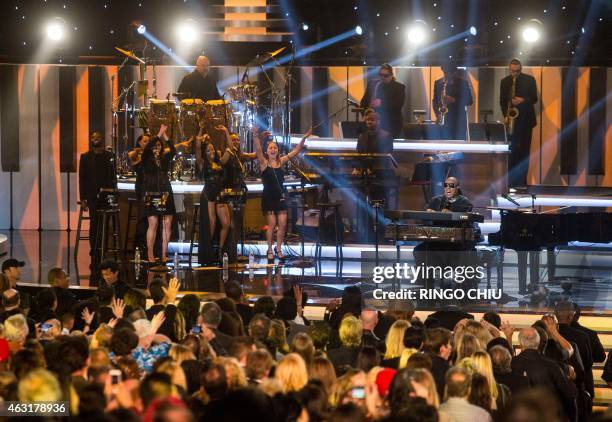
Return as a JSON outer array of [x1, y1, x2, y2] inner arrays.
[[112, 46, 291, 181]]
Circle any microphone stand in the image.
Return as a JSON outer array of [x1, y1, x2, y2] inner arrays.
[[287, 158, 313, 268]]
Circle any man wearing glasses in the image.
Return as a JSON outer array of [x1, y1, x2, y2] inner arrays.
[[360, 63, 406, 138], [426, 177, 472, 213]]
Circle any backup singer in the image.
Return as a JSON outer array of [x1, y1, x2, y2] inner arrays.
[[500, 58, 537, 188], [78, 131, 117, 261], [360, 63, 406, 138], [140, 124, 175, 262], [195, 127, 232, 265], [128, 133, 151, 251], [253, 127, 311, 261], [433, 62, 473, 140], [177, 56, 221, 102]]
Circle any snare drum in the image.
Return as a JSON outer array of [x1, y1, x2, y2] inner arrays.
[[179, 98, 204, 138]]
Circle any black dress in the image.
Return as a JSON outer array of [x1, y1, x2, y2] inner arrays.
[[141, 140, 176, 216], [261, 165, 287, 213], [198, 163, 228, 265]]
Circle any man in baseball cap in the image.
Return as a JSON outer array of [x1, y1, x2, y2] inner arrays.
[[2, 258, 25, 287]]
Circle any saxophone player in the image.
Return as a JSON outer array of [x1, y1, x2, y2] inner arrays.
[[433, 61, 473, 140], [360, 64, 406, 138], [500, 58, 538, 189]]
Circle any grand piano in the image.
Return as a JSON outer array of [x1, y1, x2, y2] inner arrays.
[[488, 211, 612, 294]]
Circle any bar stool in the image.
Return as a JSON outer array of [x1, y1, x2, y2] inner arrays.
[[94, 208, 122, 263], [123, 197, 139, 253], [74, 201, 90, 259], [315, 202, 343, 261], [189, 203, 200, 266]]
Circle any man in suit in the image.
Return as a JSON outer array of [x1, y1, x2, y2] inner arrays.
[[200, 302, 232, 356], [572, 303, 606, 363], [512, 327, 577, 420], [439, 367, 492, 422], [360, 63, 406, 138], [555, 301, 594, 404], [433, 61, 473, 140], [499, 58, 538, 188], [422, 327, 452, 399], [489, 345, 529, 394], [78, 131, 117, 261]]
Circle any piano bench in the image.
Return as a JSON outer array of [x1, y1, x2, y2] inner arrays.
[[478, 247, 504, 290]]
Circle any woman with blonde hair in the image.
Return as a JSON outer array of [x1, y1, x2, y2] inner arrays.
[[309, 356, 337, 394], [275, 353, 309, 393], [463, 320, 493, 349], [455, 333, 482, 362], [382, 320, 410, 367], [290, 332, 315, 367], [329, 368, 366, 408], [471, 350, 510, 410], [168, 344, 197, 365], [269, 319, 290, 358]]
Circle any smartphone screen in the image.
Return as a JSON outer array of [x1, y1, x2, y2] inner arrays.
[[351, 387, 365, 399], [40, 323, 52, 333], [191, 325, 202, 334]]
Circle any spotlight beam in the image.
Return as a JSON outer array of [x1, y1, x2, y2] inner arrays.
[[141, 32, 190, 68]]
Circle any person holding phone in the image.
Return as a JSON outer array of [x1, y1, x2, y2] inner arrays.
[[252, 127, 311, 261]]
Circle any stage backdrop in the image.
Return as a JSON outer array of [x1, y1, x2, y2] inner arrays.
[[0, 63, 610, 230]]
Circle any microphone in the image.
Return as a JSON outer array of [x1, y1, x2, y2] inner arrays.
[[501, 193, 521, 207], [346, 98, 360, 107]]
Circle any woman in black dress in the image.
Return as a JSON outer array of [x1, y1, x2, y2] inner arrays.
[[195, 130, 231, 264], [140, 124, 175, 262], [252, 127, 311, 261]]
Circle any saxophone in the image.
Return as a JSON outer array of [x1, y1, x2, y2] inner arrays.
[[505, 75, 519, 135], [438, 77, 448, 126]]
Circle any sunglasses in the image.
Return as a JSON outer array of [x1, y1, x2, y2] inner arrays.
[[444, 183, 457, 188], [379, 73, 392, 78]]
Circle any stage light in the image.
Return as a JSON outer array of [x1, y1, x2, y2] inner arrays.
[[355, 25, 363, 35], [177, 19, 198, 43], [522, 19, 542, 43], [46, 18, 66, 41], [137, 24, 146, 34], [406, 20, 427, 45], [469, 26, 477, 36], [302, 23, 309, 31]]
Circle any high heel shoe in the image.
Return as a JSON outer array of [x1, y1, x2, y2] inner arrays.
[[275, 247, 286, 260]]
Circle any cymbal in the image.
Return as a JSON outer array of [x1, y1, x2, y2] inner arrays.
[[246, 46, 287, 67], [115, 47, 145, 64]]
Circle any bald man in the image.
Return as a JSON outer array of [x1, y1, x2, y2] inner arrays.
[[177, 56, 221, 101]]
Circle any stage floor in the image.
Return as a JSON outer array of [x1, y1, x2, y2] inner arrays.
[[2, 230, 612, 312]]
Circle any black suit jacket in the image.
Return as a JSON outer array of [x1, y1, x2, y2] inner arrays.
[[493, 369, 529, 395], [360, 79, 405, 137], [511, 349, 577, 418], [428, 353, 451, 400], [558, 323, 594, 396], [572, 320, 606, 363], [78, 150, 117, 203], [433, 74, 473, 139], [327, 346, 361, 372], [51, 287, 77, 319], [499, 72, 538, 128]]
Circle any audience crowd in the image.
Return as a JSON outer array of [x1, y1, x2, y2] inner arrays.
[[1, 258, 612, 421]]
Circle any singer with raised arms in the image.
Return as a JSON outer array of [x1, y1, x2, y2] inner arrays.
[[252, 127, 312, 261]]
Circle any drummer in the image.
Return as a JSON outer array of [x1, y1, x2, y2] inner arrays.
[[177, 56, 221, 102]]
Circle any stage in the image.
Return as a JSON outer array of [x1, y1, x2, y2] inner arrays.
[[4, 229, 612, 313]]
